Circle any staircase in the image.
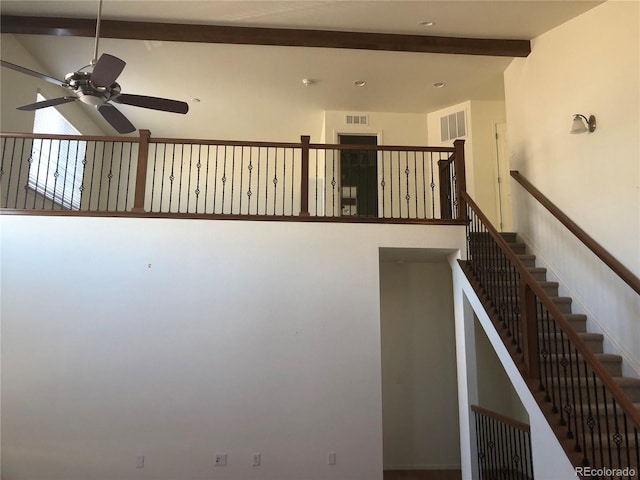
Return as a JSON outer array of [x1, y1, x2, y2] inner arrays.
[[465, 230, 640, 479]]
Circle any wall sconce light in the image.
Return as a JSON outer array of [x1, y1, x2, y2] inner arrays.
[[570, 114, 596, 134]]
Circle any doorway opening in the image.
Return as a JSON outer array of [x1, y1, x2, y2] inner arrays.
[[338, 134, 378, 217]]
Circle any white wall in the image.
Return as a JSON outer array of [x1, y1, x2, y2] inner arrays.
[[379, 260, 460, 470], [504, 1, 640, 373], [0, 215, 466, 480], [474, 320, 528, 424]]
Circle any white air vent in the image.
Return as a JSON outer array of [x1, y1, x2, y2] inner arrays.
[[440, 110, 466, 142], [345, 114, 369, 126]]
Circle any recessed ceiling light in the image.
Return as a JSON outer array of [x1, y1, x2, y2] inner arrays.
[[354, 80, 367, 87], [419, 21, 435, 27], [433, 82, 446, 88]]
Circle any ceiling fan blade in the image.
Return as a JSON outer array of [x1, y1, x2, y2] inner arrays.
[[97, 104, 136, 134], [116, 94, 189, 114], [1, 60, 66, 87], [17, 96, 77, 111], [91, 53, 126, 88]]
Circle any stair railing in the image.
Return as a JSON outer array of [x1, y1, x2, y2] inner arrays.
[[472, 405, 534, 480], [510, 171, 640, 295], [461, 191, 640, 477]]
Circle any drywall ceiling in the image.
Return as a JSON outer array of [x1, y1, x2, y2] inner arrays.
[[0, 1, 602, 139]]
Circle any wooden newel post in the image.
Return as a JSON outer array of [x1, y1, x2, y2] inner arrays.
[[299, 135, 311, 217], [438, 159, 453, 220], [132, 129, 151, 213], [520, 281, 540, 381], [453, 139, 467, 221]]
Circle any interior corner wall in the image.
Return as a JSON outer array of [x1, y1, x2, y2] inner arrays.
[[468, 100, 506, 229], [1, 34, 106, 135], [0, 215, 465, 480], [379, 260, 460, 470], [426, 100, 506, 229], [503, 1, 640, 372]]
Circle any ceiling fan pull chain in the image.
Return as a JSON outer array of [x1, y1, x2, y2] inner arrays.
[[91, 0, 103, 66]]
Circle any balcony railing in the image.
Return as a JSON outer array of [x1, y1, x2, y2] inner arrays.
[[0, 131, 466, 223], [472, 405, 534, 480]]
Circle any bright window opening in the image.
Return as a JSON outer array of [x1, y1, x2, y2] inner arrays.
[[29, 93, 85, 209]]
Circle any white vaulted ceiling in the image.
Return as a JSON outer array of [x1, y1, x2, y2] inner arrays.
[[0, 1, 602, 139]]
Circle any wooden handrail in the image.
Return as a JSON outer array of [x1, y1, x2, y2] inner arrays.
[[462, 191, 640, 429], [0, 131, 139, 143], [511, 170, 640, 295], [470, 405, 530, 432]]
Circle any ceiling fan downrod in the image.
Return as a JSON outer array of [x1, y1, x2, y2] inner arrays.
[[91, 0, 103, 66]]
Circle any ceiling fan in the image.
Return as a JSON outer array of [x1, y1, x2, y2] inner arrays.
[[0, 0, 188, 134]]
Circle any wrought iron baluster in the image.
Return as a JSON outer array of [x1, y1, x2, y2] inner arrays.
[[10, 137, 23, 209], [413, 151, 418, 218], [573, 347, 588, 460], [331, 149, 336, 216], [221, 145, 228, 214], [264, 147, 270, 215], [168, 143, 177, 212], [404, 151, 410, 218], [186, 144, 194, 213], [194, 145, 202, 214], [230, 144, 237, 214], [124, 143, 133, 211], [238, 145, 244, 215], [246, 146, 253, 215], [255, 147, 262, 215], [380, 151, 386, 217], [113, 143, 123, 211], [273, 147, 278, 215], [204, 145, 211, 214]]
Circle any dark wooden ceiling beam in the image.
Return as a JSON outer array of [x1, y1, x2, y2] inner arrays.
[[0, 15, 531, 57]]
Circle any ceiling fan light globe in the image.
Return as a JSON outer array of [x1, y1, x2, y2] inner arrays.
[[78, 92, 106, 106], [570, 114, 588, 134]]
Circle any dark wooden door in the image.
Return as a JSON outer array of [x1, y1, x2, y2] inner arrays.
[[339, 134, 378, 217]]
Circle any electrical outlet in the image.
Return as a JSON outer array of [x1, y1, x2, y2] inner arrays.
[[136, 455, 145, 468], [215, 453, 227, 466], [252, 452, 261, 466], [327, 451, 336, 465]]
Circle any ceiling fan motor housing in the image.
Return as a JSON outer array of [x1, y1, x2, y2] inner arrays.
[[64, 71, 120, 106]]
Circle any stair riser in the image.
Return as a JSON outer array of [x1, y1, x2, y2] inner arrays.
[[529, 270, 548, 281]]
